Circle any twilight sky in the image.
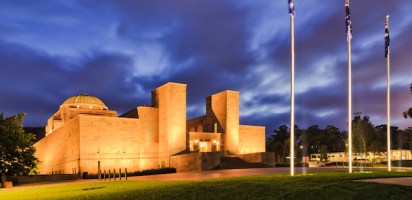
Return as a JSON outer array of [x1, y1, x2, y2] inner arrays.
[[1, 0, 412, 136]]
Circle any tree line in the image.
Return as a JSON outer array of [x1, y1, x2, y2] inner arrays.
[[266, 114, 412, 162]]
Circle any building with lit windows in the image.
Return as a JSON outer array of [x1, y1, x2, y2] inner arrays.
[[309, 150, 412, 164], [34, 82, 270, 174]]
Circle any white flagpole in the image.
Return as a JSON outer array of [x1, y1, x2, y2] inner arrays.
[[346, 0, 353, 174], [290, 11, 295, 177], [348, 28, 352, 174], [386, 15, 391, 172]]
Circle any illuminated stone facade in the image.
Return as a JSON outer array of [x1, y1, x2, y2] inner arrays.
[[34, 82, 266, 174]]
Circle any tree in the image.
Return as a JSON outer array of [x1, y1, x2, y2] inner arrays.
[[323, 125, 345, 152], [299, 125, 345, 161], [266, 125, 295, 162], [366, 125, 383, 161], [352, 115, 377, 154], [403, 127, 412, 151], [0, 113, 39, 176], [402, 108, 412, 119], [303, 125, 323, 154]]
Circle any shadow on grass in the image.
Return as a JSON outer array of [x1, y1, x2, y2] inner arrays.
[[82, 186, 106, 191]]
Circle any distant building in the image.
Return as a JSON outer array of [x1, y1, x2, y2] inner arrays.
[[34, 82, 270, 174], [309, 149, 412, 163]]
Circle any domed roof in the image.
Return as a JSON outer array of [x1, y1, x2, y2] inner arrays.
[[62, 93, 107, 107]]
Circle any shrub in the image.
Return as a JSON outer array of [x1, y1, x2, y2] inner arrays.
[[130, 168, 177, 176], [275, 163, 308, 167], [381, 160, 412, 167]]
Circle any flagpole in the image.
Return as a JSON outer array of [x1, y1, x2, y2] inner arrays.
[[290, 11, 295, 177], [348, 26, 352, 174], [386, 15, 391, 172], [345, 0, 353, 174]]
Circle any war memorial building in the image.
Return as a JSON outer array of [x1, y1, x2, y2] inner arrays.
[[34, 82, 271, 174]]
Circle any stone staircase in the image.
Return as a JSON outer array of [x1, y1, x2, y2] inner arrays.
[[214, 157, 272, 170]]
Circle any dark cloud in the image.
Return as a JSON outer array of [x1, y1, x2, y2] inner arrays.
[[0, 40, 65, 117], [0, 0, 411, 138], [0, 39, 145, 125]]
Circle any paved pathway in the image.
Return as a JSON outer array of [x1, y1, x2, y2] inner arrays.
[[0, 167, 347, 190], [128, 167, 347, 181], [0, 179, 97, 191], [2, 167, 411, 190], [356, 177, 412, 186]]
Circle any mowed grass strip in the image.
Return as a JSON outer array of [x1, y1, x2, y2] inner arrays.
[[1, 171, 412, 200]]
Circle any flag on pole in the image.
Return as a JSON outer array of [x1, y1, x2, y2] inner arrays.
[[345, 0, 352, 41], [385, 16, 390, 58], [289, 0, 295, 16]]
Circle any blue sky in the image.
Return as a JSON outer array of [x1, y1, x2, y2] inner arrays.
[[1, 0, 412, 136]]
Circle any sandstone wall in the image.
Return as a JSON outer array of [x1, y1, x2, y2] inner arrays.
[[239, 125, 265, 154], [78, 115, 143, 174], [238, 152, 276, 166], [34, 117, 80, 174], [170, 152, 221, 172]]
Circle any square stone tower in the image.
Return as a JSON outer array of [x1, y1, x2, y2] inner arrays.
[[152, 82, 187, 166], [206, 90, 240, 155]]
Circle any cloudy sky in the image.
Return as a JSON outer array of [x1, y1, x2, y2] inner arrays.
[[1, 0, 412, 136]]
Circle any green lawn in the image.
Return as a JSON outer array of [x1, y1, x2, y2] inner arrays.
[[1, 171, 412, 200]]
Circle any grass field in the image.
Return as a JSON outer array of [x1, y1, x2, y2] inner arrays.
[[1, 171, 412, 200]]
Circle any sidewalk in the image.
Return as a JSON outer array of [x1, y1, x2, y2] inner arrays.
[[0, 167, 345, 190], [128, 167, 347, 181], [355, 177, 412, 186], [2, 167, 411, 190], [0, 179, 98, 191]]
